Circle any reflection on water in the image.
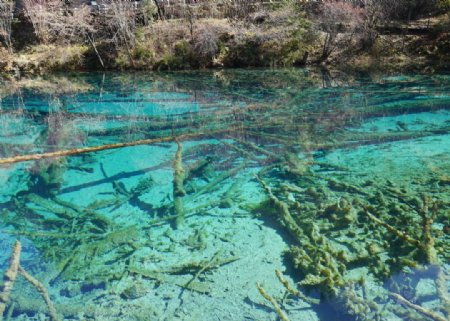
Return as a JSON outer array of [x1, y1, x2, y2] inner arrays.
[[0, 69, 449, 321]]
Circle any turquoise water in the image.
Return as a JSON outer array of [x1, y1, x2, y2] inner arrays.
[[0, 69, 449, 321]]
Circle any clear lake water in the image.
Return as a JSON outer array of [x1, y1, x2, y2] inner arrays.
[[0, 68, 449, 321]]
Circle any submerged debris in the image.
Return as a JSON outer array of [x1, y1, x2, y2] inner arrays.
[[173, 140, 186, 228], [256, 282, 290, 321], [0, 241, 60, 321], [0, 71, 449, 321]]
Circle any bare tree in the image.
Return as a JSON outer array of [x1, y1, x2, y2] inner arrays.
[[225, 0, 261, 20], [193, 23, 220, 64], [22, 0, 93, 44], [184, 3, 196, 42], [65, 6, 95, 42], [317, 0, 363, 62], [0, 0, 14, 50], [357, 0, 383, 49], [22, 0, 57, 44], [106, 0, 138, 66]]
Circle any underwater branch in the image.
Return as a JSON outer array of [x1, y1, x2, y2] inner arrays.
[[256, 282, 290, 321], [275, 270, 320, 306], [0, 241, 21, 320], [0, 241, 61, 321], [173, 140, 186, 228], [17, 266, 60, 321], [389, 292, 447, 321]]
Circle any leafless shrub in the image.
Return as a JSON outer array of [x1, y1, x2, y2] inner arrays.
[[199, 0, 223, 19], [0, 45, 12, 70], [316, 0, 363, 61], [66, 7, 95, 41], [248, 9, 269, 24], [23, 0, 54, 43], [148, 20, 190, 54], [0, 1, 13, 50], [354, 0, 439, 50], [193, 23, 221, 63], [265, 8, 287, 25], [103, 0, 137, 66], [351, 0, 440, 23], [224, 0, 264, 20], [184, 4, 196, 41], [356, 0, 383, 49], [22, 0, 93, 44], [108, 0, 137, 47]]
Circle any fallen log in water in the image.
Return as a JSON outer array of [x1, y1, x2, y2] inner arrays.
[[0, 129, 234, 165], [173, 140, 186, 228]]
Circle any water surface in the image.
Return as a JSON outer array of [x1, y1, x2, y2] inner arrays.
[[0, 69, 449, 321]]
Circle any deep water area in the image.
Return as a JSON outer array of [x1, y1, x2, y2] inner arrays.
[[0, 69, 449, 321]]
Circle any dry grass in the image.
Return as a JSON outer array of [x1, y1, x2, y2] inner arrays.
[[14, 44, 88, 73], [145, 20, 191, 56], [0, 46, 13, 72]]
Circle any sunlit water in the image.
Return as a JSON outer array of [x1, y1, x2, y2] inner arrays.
[[0, 69, 449, 321]]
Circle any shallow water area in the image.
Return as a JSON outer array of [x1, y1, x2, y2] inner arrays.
[[0, 69, 449, 321]]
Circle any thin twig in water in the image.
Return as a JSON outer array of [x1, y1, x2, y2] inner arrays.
[[389, 292, 447, 321], [256, 282, 290, 321]]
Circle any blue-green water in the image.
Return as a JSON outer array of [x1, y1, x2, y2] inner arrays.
[[0, 69, 449, 321]]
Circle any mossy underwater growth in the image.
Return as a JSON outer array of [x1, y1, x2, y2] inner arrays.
[[254, 158, 449, 321], [0, 70, 449, 321]]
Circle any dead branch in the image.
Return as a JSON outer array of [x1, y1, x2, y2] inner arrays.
[[419, 196, 438, 265], [0, 241, 21, 319], [363, 208, 421, 248], [183, 251, 220, 290], [173, 140, 186, 197], [0, 129, 231, 165], [255, 174, 304, 241], [275, 270, 320, 305], [173, 140, 186, 227], [390, 292, 447, 321], [0, 241, 60, 321], [256, 282, 290, 321], [18, 266, 60, 321]]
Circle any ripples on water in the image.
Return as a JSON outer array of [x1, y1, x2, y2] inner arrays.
[[0, 69, 449, 321]]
